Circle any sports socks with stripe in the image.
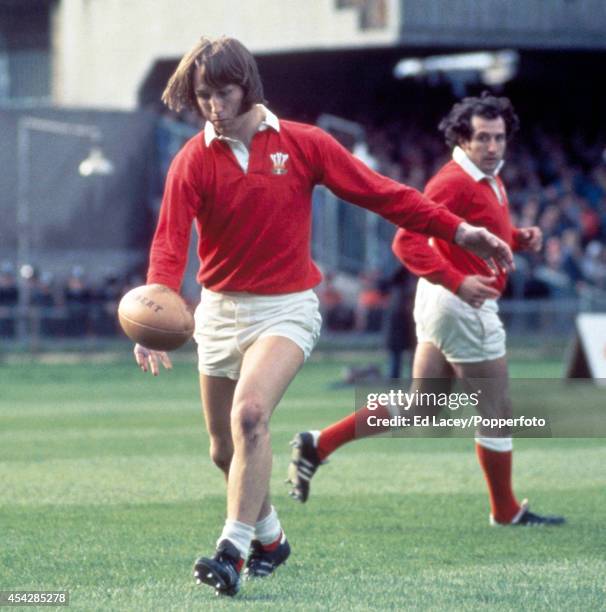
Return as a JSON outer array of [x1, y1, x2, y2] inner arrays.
[[316, 405, 392, 460], [254, 505, 282, 547], [218, 519, 254, 568], [315, 406, 522, 524], [475, 436, 520, 523]]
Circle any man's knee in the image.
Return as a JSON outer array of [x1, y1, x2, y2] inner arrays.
[[209, 440, 233, 473], [232, 398, 270, 445], [481, 396, 513, 419]]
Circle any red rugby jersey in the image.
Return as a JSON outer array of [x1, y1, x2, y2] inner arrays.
[[147, 119, 463, 294], [392, 159, 524, 295]]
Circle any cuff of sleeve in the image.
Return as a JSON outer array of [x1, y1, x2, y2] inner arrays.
[[439, 269, 466, 294], [512, 228, 524, 251], [429, 212, 463, 243], [145, 274, 181, 293]]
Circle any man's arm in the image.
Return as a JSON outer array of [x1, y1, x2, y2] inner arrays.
[[134, 343, 172, 376], [147, 172, 199, 291], [137, 151, 201, 375], [312, 129, 513, 270], [392, 169, 505, 307], [392, 229, 500, 308], [453, 222, 513, 273], [147, 147, 201, 291], [512, 226, 543, 252], [392, 229, 465, 293]]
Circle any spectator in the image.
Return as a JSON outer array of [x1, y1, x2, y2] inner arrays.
[[317, 273, 355, 331], [63, 265, 92, 336], [538, 205, 564, 241], [581, 241, 606, 290], [0, 261, 18, 337], [560, 229, 586, 290], [518, 196, 541, 229], [380, 266, 416, 379], [92, 272, 124, 336], [533, 236, 574, 298], [356, 271, 387, 332], [579, 200, 601, 242], [30, 272, 58, 337]]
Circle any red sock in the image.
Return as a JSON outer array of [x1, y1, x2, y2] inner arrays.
[[260, 531, 283, 552], [475, 443, 520, 523], [317, 405, 392, 460]]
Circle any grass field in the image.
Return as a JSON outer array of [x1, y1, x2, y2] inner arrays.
[[1, 351, 605, 611]]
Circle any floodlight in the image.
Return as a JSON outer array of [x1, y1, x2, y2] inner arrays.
[[79, 146, 115, 176], [394, 50, 519, 86]]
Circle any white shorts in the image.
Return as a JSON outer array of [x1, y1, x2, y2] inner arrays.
[[414, 278, 506, 363], [194, 288, 322, 380]]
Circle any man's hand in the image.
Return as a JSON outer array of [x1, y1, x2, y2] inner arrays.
[[516, 226, 543, 252], [134, 343, 172, 376], [454, 222, 514, 274], [456, 275, 500, 309]]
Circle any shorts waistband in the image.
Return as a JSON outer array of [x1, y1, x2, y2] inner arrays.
[[201, 287, 316, 304], [417, 278, 498, 311]]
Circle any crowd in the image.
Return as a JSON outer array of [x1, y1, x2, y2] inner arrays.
[[316, 120, 606, 334], [365, 120, 606, 297], [3, 112, 604, 341], [159, 97, 606, 305], [0, 263, 142, 338]]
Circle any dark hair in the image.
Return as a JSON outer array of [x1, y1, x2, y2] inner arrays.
[[438, 91, 520, 148], [161, 36, 265, 116]]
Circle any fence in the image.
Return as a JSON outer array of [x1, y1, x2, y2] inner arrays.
[[0, 296, 602, 354], [312, 187, 397, 275], [2, 113, 603, 352]]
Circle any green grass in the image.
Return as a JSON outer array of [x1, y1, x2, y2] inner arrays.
[[1, 354, 605, 610]]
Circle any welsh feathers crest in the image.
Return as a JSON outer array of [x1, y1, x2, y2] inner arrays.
[[270, 152, 289, 175]]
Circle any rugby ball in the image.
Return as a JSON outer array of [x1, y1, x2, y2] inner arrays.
[[118, 284, 195, 351]]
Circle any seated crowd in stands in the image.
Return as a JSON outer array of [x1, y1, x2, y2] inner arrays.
[[161, 103, 606, 309], [3, 116, 605, 339], [316, 120, 606, 332], [363, 120, 606, 300], [0, 263, 142, 338]]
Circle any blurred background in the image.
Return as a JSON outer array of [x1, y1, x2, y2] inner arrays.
[[1, 0, 605, 371]]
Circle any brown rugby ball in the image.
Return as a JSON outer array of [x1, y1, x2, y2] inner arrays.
[[118, 284, 195, 351]]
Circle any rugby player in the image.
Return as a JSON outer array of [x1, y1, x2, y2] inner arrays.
[[133, 39, 515, 597], [289, 92, 565, 528]]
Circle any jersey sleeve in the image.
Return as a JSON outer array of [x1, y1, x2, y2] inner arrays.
[[311, 128, 462, 242], [146, 153, 201, 292], [391, 171, 468, 294], [511, 227, 526, 251], [392, 230, 466, 293]]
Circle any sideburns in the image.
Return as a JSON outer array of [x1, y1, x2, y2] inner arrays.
[[237, 97, 251, 116]]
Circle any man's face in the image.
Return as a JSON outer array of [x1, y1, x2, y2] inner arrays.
[[460, 115, 507, 175], [193, 68, 245, 136]]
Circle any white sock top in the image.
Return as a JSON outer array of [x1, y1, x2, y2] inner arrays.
[[218, 519, 255, 559], [255, 505, 282, 545]]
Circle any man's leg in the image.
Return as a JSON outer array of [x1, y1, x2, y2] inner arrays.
[[227, 335, 304, 523], [194, 336, 303, 594], [227, 335, 301, 576], [452, 357, 564, 526], [199, 374, 236, 478], [199, 374, 271, 522], [288, 342, 453, 502], [451, 357, 519, 523], [411, 341, 454, 379]]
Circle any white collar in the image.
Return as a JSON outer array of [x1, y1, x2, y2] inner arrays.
[[452, 146, 504, 182], [204, 104, 279, 146]]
